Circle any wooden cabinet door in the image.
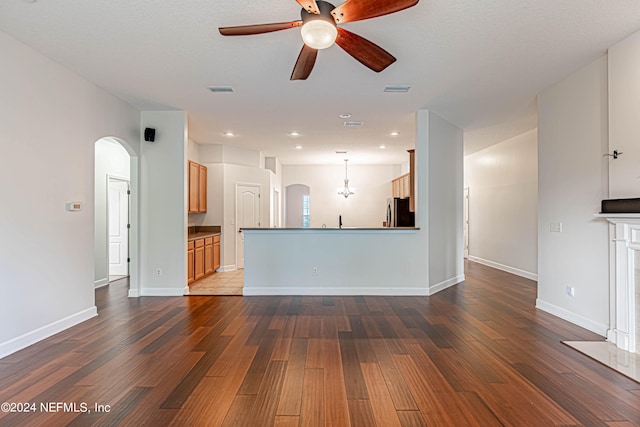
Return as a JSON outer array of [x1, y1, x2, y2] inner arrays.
[[194, 239, 205, 281], [188, 161, 199, 213], [198, 165, 207, 213], [204, 238, 213, 275], [213, 236, 220, 271], [187, 247, 195, 285], [392, 178, 400, 198]]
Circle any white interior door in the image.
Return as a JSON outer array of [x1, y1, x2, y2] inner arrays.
[[272, 188, 280, 228], [464, 187, 469, 259], [108, 179, 129, 276], [237, 184, 260, 269]]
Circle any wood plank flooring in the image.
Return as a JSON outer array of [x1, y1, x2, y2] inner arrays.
[[1, 261, 639, 426]]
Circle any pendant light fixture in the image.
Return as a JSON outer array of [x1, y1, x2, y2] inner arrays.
[[338, 159, 355, 198]]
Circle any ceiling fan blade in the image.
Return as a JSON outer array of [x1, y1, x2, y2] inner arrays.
[[295, 0, 321, 15], [219, 21, 302, 36], [335, 27, 396, 72], [331, 0, 418, 24], [291, 44, 318, 80]]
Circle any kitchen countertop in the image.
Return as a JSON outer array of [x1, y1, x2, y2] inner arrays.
[[187, 225, 221, 241], [188, 231, 221, 241]]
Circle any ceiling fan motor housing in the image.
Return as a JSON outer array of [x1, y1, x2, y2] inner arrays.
[[301, 1, 337, 25]]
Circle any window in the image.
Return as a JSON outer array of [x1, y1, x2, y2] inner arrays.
[[302, 195, 310, 228]]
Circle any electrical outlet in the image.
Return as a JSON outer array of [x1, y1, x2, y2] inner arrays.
[[566, 286, 575, 297], [550, 222, 563, 233], [312, 267, 318, 276], [156, 268, 162, 276]]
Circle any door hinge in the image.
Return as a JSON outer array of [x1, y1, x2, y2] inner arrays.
[[127, 190, 131, 195], [127, 224, 131, 229], [127, 258, 131, 263]]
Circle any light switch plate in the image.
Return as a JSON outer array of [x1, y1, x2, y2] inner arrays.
[[550, 222, 562, 233]]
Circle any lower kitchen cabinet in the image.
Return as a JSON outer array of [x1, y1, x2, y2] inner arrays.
[[188, 234, 220, 285], [187, 241, 195, 285], [194, 239, 205, 281]]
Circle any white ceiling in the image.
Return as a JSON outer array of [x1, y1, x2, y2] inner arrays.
[[2, 0, 640, 164]]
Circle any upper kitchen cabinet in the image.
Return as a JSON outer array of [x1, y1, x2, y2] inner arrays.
[[391, 149, 416, 212], [188, 160, 207, 213]]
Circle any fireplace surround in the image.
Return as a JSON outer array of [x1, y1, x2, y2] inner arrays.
[[597, 213, 640, 354]]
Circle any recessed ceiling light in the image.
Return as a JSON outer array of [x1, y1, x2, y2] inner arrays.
[[379, 145, 387, 149], [288, 131, 300, 137], [390, 131, 400, 136], [208, 86, 234, 93], [384, 85, 410, 93], [295, 145, 303, 149], [223, 131, 235, 137], [339, 113, 351, 119]]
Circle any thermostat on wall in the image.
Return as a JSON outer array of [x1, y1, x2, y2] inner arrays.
[[65, 202, 82, 211]]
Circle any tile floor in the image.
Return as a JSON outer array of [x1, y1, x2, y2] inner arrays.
[[564, 341, 639, 383], [187, 269, 244, 295]]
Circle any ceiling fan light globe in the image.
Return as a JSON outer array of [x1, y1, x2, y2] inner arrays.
[[301, 20, 337, 49]]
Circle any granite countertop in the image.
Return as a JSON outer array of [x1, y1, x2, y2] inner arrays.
[[187, 225, 221, 241]]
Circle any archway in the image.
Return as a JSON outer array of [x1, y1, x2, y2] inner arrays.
[[94, 137, 140, 297]]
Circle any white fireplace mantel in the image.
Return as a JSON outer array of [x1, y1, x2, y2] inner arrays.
[[595, 213, 640, 354]]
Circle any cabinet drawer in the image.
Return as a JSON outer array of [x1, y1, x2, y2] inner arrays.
[[195, 239, 205, 248], [213, 235, 220, 243], [205, 237, 213, 245], [188, 241, 194, 250]]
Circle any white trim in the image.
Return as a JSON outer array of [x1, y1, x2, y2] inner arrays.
[[468, 256, 538, 281], [242, 287, 430, 296], [128, 288, 140, 298], [218, 264, 237, 272], [429, 274, 465, 295], [139, 288, 185, 297], [535, 298, 608, 337], [94, 278, 109, 288], [0, 307, 97, 359]]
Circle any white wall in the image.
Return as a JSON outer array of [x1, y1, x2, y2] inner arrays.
[[139, 111, 187, 296], [0, 31, 140, 358], [608, 29, 640, 198], [244, 110, 465, 295], [94, 138, 131, 286], [537, 55, 610, 335], [282, 164, 402, 228], [424, 111, 465, 288], [464, 129, 538, 279]]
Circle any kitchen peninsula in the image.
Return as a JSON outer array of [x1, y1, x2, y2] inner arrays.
[[245, 110, 465, 298]]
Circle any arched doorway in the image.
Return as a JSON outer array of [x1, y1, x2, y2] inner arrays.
[[94, 137, 140, 297]]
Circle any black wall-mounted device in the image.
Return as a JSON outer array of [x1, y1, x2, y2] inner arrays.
[[144, 127, 156, 142]]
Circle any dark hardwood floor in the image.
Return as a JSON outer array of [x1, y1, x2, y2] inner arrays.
[[1, 261, 639, 426]]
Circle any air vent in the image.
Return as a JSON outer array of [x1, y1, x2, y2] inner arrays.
[[384, 85, 410, 93], [207, 86, 234, 93], [344, 121, 363, 127], [335, 151, 347, 154]]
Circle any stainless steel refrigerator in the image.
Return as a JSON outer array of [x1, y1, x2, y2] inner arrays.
[[386, 198, 415, 227]]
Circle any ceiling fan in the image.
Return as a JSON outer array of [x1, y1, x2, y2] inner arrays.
[[218, 0, 419, 80]]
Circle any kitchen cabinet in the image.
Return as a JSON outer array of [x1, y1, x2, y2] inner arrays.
[[194, 238, 205, 281], [204, 237, 213, 275], [188, 161, 207, 213], [213, 235, 220, 271], [187, 241, 195, 285], [391, 149, 415, 212], [187, 233, 221, 285], [392, 173, 410, 199]]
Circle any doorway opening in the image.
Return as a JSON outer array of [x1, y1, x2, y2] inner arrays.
[[94, 137, 139, 298]]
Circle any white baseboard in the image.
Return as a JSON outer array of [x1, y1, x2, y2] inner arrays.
[[94, 278, 109, 288], [429, 274, 465, 295], [535, 298, 608, 337], [218, 265, 237, 273], [468, 256, 538, 281], [0, 306, 97, 360], [243, 287, 430, 296], [128, 288, 140, 298], [139, 288, 185, 297]]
